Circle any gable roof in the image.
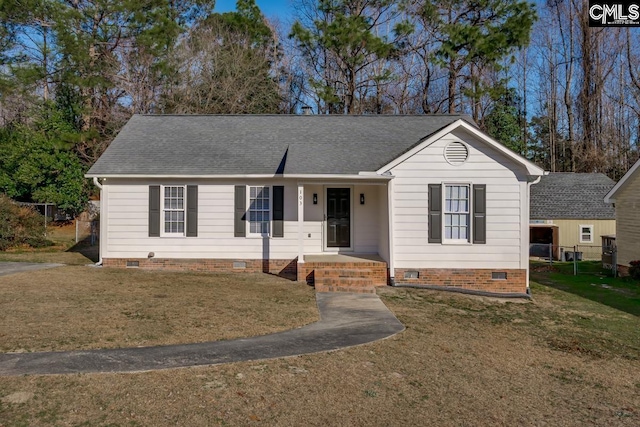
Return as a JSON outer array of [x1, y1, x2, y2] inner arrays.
[[86, 114, 543, 178], [604, 158, 640, 203], [530, 173, 616, 219], [87, 114, 471, 177]]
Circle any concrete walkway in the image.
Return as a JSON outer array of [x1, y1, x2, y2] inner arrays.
[[0, 293, 404, 376], [0, 261, 63, 277]]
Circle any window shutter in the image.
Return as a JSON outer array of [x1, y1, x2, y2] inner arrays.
[[428, 184, 442, 243], [149, 185, 160, 237], [272, 185, 284, 238], [473, 184, 486, 244], [186, 185, 198, 237], [234, 185, 246, 237]]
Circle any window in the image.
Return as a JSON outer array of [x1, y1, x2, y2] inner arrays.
[[579, 225, 593, 243], [249, 186, 270, 235], [163, 186, 185, 235], [444, 184, 470, 241]]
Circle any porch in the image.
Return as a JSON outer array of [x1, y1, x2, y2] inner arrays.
[[298, 254, 388, 294]]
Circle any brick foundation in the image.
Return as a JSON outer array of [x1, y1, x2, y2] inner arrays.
[[102, 258, 298, 279], [394, 268, 527, 294]]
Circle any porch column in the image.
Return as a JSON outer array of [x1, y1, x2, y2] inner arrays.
[[387, 179, 395, 280], [297, 183, 304, 264]]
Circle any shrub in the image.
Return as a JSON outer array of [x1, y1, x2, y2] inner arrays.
[[0, 194, 54, 250], [629, 260, 640, 281]]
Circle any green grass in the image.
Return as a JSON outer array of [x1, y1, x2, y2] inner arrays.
[[531, 260, 640, 317]]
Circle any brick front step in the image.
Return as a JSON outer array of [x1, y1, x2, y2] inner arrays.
[[317, 277, 373, 287], [314, 283, 377, 294], [315, 268, 380, 278]]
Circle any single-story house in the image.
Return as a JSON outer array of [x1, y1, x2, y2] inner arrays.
[[604, 158, 640, 275], [529, 173, 616, 260], [86, 115, 544, 295]]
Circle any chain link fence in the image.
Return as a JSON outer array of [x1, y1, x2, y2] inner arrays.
[[75, 220, 99, 246], [530, 243, 617, 277]]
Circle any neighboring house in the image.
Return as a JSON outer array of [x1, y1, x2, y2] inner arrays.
[[86, 115, 544, 295], [529, 173, 616, 260], [604, 158, 640, 275]]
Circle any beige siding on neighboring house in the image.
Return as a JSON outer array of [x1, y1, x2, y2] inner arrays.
[[389, 127, 529, 270], [549, 219, 616, 254], [616, 173, 640, 266]]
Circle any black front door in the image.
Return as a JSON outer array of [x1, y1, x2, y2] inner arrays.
[[327, 188, 350, 248]]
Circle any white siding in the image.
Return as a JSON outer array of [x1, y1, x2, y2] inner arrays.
[[103, 179, 385, 260], [377, 185, 390, 263], [353, 184, 379, 253], [389, 128, 529, 270]]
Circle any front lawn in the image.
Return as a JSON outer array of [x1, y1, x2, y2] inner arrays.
[[1, 276, 639, 426], [0, 267, 317, 352]]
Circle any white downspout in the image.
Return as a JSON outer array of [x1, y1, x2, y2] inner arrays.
[[526, 175, 542, 292], [92, 177, 104, 266]]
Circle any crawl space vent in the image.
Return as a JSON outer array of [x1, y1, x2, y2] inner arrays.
[[492, 272, 507, 280], [444, 141, 469, 165], [126, 260, 139, 268], [404, 270, 419, 279]]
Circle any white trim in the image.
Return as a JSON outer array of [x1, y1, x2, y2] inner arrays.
[[297, 184, 304, 263], [99, 180, 107, 263], [86, 173, 394, 180], [605, 158, 640, 203], [160, 185, 187, 237], [376, 119, 545, 176], [579, 224, 594, 244], [442, 182, 472, 244], [387, 179, 395, 279], [323, 186, 354, 252], [246, 185, 272, 237]]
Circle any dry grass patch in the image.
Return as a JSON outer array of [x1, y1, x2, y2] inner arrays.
[[0, 222, 97, 265], [0, 266, 317, 352], [1, 282, 639, 426]]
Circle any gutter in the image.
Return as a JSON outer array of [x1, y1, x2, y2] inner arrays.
[[84, 173, 394, 180]]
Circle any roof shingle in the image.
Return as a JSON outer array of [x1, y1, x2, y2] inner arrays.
[[530, 173, 616, 219], [86, 114, 472, 176]]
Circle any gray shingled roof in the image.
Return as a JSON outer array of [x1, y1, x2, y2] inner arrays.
[[530, 173, 616, 219], [86, 114, 472, 176]]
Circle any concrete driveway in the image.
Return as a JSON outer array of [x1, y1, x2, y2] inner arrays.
[[0, 292, 405, 376], [0, 262, 63, 277]]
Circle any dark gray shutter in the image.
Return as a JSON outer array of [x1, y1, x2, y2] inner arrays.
[[473, 184, 486, 244], [186, 185, 198, 237], [272, 185, 284, 238], [428, 184, 442, 243], [234, 185, 246, 237], [149, 185, 160, 237]]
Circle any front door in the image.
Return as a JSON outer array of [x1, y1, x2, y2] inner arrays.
[[327, 188, 351, 248]]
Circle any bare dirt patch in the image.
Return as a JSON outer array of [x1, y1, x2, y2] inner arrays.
[[0, 266, 317, 352], [0, 282, 638, 426]]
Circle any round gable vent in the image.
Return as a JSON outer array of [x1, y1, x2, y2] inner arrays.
[[444, 141, 469, 165]]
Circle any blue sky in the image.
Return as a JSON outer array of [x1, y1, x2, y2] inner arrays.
[[214, 0, 294, 21]]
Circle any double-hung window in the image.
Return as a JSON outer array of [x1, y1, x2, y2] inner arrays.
[[249, 186, 270, 235], [444, 184, 470, 241], [579, 225, 593, 243], [163, 185, 185, 235]]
